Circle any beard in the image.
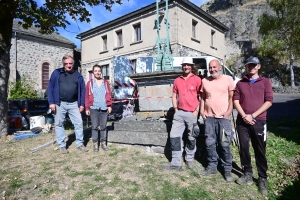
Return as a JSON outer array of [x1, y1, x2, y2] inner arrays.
[[211, 72, 220, 79]]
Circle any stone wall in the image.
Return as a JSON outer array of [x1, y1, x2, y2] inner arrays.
[[9, 37, 74, 96]]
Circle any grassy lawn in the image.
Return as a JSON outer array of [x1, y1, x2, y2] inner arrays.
[[0, 119, 299, 199]]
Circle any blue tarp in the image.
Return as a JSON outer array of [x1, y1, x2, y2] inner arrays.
[[14, 133, 41, 140]]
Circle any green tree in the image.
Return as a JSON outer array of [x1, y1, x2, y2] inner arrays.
[[258, 0, 300, 87], [0, 0, 125, 137]]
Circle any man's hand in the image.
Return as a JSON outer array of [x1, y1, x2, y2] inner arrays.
[[79, 106, 84, 113], [193, 110, 198, 117], [86, 110, 90, 116], [243, 114, 256, 125], [223, 112, 231, 119], [200, 112, 206, 120], [49, 104, 56, 113], [107, 107, 112, 114]]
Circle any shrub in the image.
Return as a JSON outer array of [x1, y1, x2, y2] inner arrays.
[[8, 75, 39, 99]]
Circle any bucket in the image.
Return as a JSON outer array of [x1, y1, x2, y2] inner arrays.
[[45, 116, 54, 124], [30, 116, 45, 129]]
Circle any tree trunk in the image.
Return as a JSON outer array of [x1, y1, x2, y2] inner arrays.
[[0, 2, 15, 137], [290, 55, 295, 88], [0, 47, 10, 137]]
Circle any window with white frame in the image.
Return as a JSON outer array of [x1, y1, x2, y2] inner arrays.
[[192, 20, 198, 39], [116, 30, 123, 47], [131, 59, 137, 73], [133, 23, 141, 42], [102, 35, 107, 51], [102, 65, 110, 80], [211, 30, 215, 46]]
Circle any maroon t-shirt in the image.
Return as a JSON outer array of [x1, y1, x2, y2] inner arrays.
[[233, 76, 273, 120]]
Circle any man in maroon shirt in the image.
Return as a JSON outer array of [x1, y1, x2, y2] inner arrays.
[[233, 56, 273, 196]]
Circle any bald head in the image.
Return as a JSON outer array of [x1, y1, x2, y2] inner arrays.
[[209, 59, 222, 79]]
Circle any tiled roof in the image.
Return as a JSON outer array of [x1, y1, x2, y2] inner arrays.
[[13, 20, 75, 45]]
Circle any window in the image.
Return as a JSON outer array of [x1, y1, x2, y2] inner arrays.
[[102, 35, 107, 51], [102, 65, 110, 80], [131, 59, 137, 73], [42, 62, 49, 90], [211, 30, 215, 46], [133, 24, 141, 42], [116, 30, 123, 47], [192, 20, 198, 38]]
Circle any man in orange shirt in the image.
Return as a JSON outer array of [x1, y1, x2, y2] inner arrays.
[[162, 57, 202, 170], [200, 59, 234, 181]]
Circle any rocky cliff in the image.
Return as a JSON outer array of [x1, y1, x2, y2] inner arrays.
[[200, 0, 299, 90]]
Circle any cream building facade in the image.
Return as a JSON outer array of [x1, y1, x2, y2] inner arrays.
[[78, 0, 228, 82]]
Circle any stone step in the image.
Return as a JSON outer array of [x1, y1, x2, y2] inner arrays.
[[113, 120, 172, 132], [107, 130, 168, 146]]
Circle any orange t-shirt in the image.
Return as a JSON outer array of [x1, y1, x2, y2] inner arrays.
[[201, 75, 234, 118]]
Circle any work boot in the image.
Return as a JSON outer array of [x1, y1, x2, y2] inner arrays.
[[60, 147, 69, 154], [93, 143, 99, 152], [237, 173, 253, 185], [100, 142, 108, 151], [162, 163, 182, 171], [258, 177, 268, 196], [202, 167, 218, 176], [186, 161, 194, 169], [224, 171, 233, 182], [77, 145, 89, 152]]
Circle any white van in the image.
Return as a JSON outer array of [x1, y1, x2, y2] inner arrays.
[[172, 56, 240, 85]]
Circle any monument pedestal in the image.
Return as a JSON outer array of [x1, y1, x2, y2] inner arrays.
[[128, 70, 182, 112]]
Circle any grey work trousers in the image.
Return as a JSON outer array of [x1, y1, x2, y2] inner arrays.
[[170, 110, 197, 166], [90, 109, 108, 143], [204, 117, 233, 172]]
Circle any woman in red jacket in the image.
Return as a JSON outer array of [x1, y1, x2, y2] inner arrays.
[[85, 65, 112, 152]]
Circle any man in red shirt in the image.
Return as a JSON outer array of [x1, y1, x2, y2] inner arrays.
[[233, 56, 273, 196], [162, 57, 202, 170]]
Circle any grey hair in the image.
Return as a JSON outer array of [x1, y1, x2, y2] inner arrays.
[[62, 55, 74, 63]]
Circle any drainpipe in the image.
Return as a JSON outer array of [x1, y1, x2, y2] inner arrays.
[[14, 31, 18, 80]]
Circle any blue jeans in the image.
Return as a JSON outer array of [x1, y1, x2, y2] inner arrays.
[[55, 101, 84, 148], [204, 117, 233, 172]]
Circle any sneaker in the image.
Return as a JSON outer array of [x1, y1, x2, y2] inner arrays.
[[237, 173, 253, 185], [100, 142, 108, 151], [258, 177, 268, 196], [60, 147, 69, 154], [202, 167, 218, 176], [162, 163, 182, 171], [93, 143, 99, 152], [224, 171, 233, 182], [77, 145, 89, 152], [186, 161, 194, 169]]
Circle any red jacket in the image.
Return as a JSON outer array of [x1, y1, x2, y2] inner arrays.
[[85, 79, 112, 111]]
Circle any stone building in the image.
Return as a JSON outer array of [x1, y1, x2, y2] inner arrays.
[[10, 20, 78, 96], [77, 0, 228, 82]]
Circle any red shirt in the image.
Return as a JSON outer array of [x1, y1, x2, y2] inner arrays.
[[173, 74, 202, 112]]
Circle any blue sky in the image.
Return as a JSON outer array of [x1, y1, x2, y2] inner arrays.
[[36, 0, 208, 48]]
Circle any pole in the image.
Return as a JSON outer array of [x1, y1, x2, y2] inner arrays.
[[15, 31, 18, 80]]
